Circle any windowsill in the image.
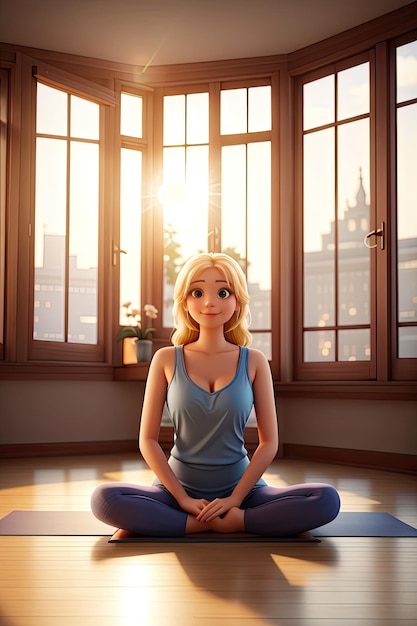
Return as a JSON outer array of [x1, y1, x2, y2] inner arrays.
[[113, 363, 150, 381], [0, 362, 149, 382]]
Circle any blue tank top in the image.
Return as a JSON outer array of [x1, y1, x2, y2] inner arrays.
[[160, 345, 266, 499]]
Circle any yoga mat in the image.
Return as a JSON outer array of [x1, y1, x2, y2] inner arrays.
[[312, 512, 417, 537], [0, 511, 316, 542], [0, 511, 416, 541], [109, 512, 417, 542], [109, 528, 318, 542], [0, 510, 114, 536]]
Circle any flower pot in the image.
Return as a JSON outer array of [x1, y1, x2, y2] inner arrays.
[[135, 339, 152, 362]]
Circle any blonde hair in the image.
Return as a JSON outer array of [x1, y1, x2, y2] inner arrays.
[[171, 252, 252, 347]]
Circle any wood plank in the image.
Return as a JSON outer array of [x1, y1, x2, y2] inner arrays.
[[0, 455, 416, 626]]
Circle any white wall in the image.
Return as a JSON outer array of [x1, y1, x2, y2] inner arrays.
[[277, 397, 417, 456], [0, 380, 144, 445], [1, 380, 416, 456]]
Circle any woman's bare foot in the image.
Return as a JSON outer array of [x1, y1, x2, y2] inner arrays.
[[209, 507, 245, 533]]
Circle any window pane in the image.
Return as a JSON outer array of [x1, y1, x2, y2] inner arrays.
[[304, 330, 336, 362], [339, 329, 371, 361], [248, 86, 271, 132], [186, 93, 209, 144], [162, 146, 208, 326], [221, 88, 247, 135], [337, 119, 370, 326], [34, 82, 101, 348], [164, 95, 185, 145], [251, 332, 272, 360], [337, 63, 370, 121], [68, 142, 99, 344], [120, 149, 142, 321], [397, 103, 417, 342], [247, 142, 271, 329], [398, 327, 417, 358], [221, 142, 271, 356], [71, 95, 99, 140], [397, 41, 417, 103], [303, 128, 335, 327], [303, 75, 334, 131], [36, 83, 67, 136], [221, 144, 247, 260], [34, 138, 67, 341], [120, 93, 143, 138]]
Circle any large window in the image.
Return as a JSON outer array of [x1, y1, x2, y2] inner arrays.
[[34, 83, 100, 345], [0, 13, 415, 392], [159, 83, 273, 358], [393, 37, 417, 379], [119, 91, 145, 317], [299, 57, 372, 379], [296, 40, 417, 382]]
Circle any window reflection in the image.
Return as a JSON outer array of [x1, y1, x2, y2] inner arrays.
[[119, 148, 142, 322], [221, 145, 247, 258], [221, 88, 248, 135], [248, 86, 272, 132], [34, 85, 100, 344], [36, 83, 67, 135], [396, 41, 417, 103], [71, 95, 99, 140], [68, 142, 99, 343], [303, 75, 334, 131], [221, 86, 271, 134], [303, 128, 335, 328], [120, 93, 142, 138], [302, 63, 371, 362], [222, 142, 272, 340], [304, 330, 336, 362], [337, 63, 370, 120], [396, 40, 417, 358], [160, 86, 272, 357], [339, 329, 370, 361]]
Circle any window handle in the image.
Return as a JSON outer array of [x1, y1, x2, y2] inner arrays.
[[112, 242, 127, 266], [364, 221, 385, 250]]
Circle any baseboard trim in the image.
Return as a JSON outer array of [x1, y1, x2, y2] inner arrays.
[[0, 439, 139, 459], [283, 443, 417, 475]]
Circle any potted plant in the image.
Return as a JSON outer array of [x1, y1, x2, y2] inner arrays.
[[116, 302, 158, 362]]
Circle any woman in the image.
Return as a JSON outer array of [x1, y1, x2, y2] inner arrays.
[[91, 253, 340, 536]]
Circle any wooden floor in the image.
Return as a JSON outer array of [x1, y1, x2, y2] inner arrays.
[[0, 454, 416, 626]]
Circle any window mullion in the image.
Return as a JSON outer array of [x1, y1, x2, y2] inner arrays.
[[65, 94, 71, 342], [209, 82, 221, 252]]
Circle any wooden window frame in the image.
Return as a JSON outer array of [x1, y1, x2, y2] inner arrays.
[[294, 51, 376, 381], [390, 31, 417, 382], [292, 39, 417, 387], [0, 3, 415, 395]]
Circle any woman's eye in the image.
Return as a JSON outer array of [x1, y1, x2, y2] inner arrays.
[[218, 288, 232, 299], [190, 288, 204, 298]]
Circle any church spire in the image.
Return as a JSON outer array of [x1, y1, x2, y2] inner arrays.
[[356, 167, 367, 207]]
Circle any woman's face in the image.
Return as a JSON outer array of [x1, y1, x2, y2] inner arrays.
[[186, 266, 238, 329]]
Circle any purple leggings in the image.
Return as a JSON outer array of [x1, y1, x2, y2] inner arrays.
[[91, 482, 340, 537]]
